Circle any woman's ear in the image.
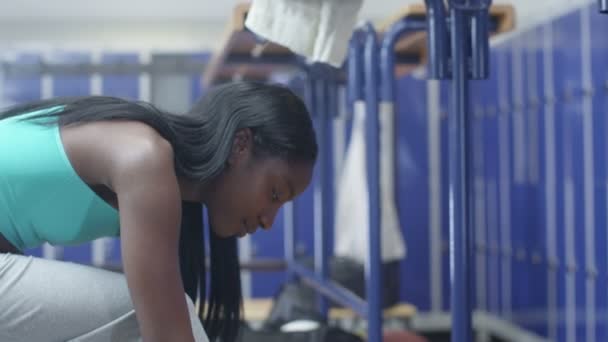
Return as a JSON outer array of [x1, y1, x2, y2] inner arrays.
[[227, 128, 253, 166]]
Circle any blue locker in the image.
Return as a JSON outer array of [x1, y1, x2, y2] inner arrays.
[[495, 40, 513, 321], [470, 77, 487, 312], [552, 11, 583, 342], [590, 6, 608, 340], [538, 21, 562, 342], [2, 53, 42, 104], [568, 84, 586, 342], [523, 25, 549, 337], [482, 49, 502, 318], [52, 52, 92, 97], [101, 53, 140, 100], [508, 34, 531, 323], [396, 74, 431, 311], [576, 7, 604, 342], [439, 80, 451, 312]]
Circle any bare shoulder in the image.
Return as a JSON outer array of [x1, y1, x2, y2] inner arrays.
[[61, 120, 175, 190]]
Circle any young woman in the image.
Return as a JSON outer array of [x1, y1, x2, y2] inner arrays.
[[0, 81, 318, 342]]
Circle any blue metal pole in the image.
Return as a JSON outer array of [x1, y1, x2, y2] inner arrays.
[[313, 70, 330, 318], [347, 30, 366, 110], [449, 1, 474, 341], [289, 262, 369, 316], [601, 0, 608, 13], [363, 22, 382, 342], [380, 18, 427, 102], [424, 0, 450, 79], [470, 9, 490, 79]]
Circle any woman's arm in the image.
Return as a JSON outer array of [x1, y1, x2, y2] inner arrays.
[[109, 136, 195, 342]]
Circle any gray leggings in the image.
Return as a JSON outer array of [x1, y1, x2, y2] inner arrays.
[[0, 253, 209, 342]]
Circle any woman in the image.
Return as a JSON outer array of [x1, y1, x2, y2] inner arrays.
[[0, 81, 318, 342]]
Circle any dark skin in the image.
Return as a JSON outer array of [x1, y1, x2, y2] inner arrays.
[[49, 120, 314, 342]]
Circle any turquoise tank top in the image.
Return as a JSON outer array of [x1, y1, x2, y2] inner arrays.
[[0, 107, 120, 251]]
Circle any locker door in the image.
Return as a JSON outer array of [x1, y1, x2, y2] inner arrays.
[[588, 5, 608, 341], [525, 25, 549, 337], [495, 40, 514, 321], [397, 74, 431, 311], [483, 49, 502, 318], [552, 11, 584, 342], [509, 34, 530, 324], [471, 77, 488, 313]]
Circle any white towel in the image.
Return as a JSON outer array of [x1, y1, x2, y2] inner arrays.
[[334, 101, 406, 264], [244, 0, 364, 68]]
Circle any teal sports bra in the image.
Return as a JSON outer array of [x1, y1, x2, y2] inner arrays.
[[0, 106, 120, 251]]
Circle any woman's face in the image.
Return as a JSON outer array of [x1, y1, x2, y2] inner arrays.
[[203, 129, 314, 238]]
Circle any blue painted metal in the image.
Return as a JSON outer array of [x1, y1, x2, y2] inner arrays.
[[100, 53, 140, 100], [494, 42, 512, 320], [395, 75, 432, 311], [312, 70, 335, 318], [449, 3, 474, 340], [289, 262, 368, 316], [469, 78, 483, 312], [283, 34, 365, 318], [347, 29, 366, 108], [508, 35, 528, 325], [447, 0, 493, 339], [593, 87, 608, 342], [470, 9, 490, 79], [552, 13, 583, 341], [363, 22, 383, 342], [379, 17, 427, 102], [282, 23, 385, 338], [590, 7, 608, 92], [379, 24, 430, 311], [480, 49, 501, 317], [424, 0, 450, 79], [590, 7, 608, 341], [439, 81, 452, 312], [526, 26, 549, 337]]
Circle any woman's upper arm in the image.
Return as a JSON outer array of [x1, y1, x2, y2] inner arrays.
[[110, 137, 195, 342]]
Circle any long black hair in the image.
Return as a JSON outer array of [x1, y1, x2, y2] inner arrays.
[[0, 81, 318, 341]]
